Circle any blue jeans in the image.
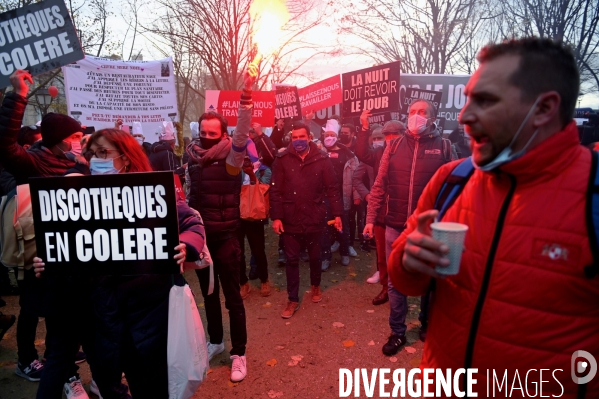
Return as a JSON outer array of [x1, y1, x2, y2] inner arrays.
[[385, 226, 407, 336]]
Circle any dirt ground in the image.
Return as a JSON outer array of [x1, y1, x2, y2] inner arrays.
[[0, 229, 424, 399]]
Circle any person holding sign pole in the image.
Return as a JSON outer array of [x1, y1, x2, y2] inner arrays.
[[0, 70, 86, 383], [185, 65, 256, 383], [33, 128, 206, 399]]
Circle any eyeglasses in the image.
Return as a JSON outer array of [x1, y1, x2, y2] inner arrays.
[[84, 148, 121, 159]]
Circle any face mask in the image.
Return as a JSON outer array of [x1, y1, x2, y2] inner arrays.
[[339, 134, 352, 145], [90, 156, 124, 175], [134, 137, 144, 145], [59, 140, 82, 162], [373, 140, 385, 149], [407, 114, 430, 135], [473, 97, 541, 172], [292, 139, 309, 153], [323, 136, 337, 148], [200, 137, 221, 150]]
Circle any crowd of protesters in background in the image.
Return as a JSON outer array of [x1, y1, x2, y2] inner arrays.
[[0, 36, 598, 398]]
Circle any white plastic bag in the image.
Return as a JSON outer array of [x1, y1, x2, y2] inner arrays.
[[167, 284, 209, 399]]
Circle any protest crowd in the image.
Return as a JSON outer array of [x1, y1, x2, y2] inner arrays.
[[0, 32, 598, 399]]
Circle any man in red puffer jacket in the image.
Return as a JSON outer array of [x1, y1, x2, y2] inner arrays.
[[389, 37, 599, 398]]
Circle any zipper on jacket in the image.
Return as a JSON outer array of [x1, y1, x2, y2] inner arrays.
[[463, 174, 517, 396], [407, 138, 420, 216]]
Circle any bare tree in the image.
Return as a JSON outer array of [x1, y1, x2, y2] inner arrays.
[[146, 0, 331, 92], [499, 0, 599, 92], [338, 0, 485, 74]]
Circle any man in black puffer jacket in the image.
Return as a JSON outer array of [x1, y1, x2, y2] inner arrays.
[[270, 122, 343, 319], [185, 66, 256, 384]]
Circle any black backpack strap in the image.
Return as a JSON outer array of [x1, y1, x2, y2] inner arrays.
[[434, 157, 475, 220], [584, 150, 599, 279]]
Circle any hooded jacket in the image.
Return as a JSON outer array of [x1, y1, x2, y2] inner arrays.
[[270, 142, 343, 233], [389, 122, 599, 398], [0, 93, 75, 184]]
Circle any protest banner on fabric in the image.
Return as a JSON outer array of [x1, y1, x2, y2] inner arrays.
[[400, 74, 471, 133], [63, 56, 178, 143], [341, 61, 400, 118], [298, 75, 342, 113], [205, 90, 275, 127], [274, 85, 302, 121], [402, 87, 444, 115], [29, 172, 180, 276], [0, 0, 84, 88]]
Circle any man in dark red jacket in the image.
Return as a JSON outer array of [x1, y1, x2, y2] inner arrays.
[[270, 122, 342, 319]]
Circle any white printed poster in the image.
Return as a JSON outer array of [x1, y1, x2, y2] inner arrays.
[[63, 56, 178, 142]]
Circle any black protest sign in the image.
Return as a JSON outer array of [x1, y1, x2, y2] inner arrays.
[[0, 0, 84, 88], [342, 61, 400, 118], [402, 87, 443, 115], [275, 85, 302, 121], [29, 172, 180, 276]]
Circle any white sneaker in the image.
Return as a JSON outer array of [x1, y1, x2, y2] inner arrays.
[[348, 246, 358, 257], [230, 355, 247, 382], [64, 376, 90, 399], [90, 379, 103, 399], [330, 241, 340, 253], [367, 271, 380, 284], [207, 341, 225, 361]]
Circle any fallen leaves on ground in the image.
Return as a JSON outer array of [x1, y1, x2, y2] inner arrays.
[[197, 303, 204, 308], [410, 357, 422, 368], [34, 339, 45, 346], [342, 340, 355, 348], [405, 347, 416, 354], [262, 302, 272, 308], [331, 280, 338, 283], [288, 355, 304, 366], [389, 357, 398, 363], [349, 273, 357, 277], [228, 381, 239, 387], [408, 304, 418, 309], [266, 358, 277, 367], [207, 369, 213, 374], [275, 345, 285, 350], [332, 322, 345, 328], [285, 322, 291, 325], [368, 341, 375, 346], [268, 390, 283, 398], [366, 310, 374, 313]]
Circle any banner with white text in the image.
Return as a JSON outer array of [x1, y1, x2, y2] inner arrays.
[[30, 172, 180, 276], [0, 0, 84, 88], [342, 61, 400, 118], [205, 90, 276, 127], [63, 56, 178, 142]]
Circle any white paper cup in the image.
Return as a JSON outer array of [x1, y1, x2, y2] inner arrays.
[[431, 222, 468, 275]]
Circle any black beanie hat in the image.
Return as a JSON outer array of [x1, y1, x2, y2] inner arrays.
[[41, 113, 82, 148]]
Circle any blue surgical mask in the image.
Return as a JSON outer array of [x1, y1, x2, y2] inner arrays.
[[473, 97, 541, 172], [90, 156, 124, 175], [292, 139, 309, 153], [372, 140, 385, 149]]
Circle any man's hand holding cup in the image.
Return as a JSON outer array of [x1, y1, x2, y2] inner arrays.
[[402, 210, 468, 278]]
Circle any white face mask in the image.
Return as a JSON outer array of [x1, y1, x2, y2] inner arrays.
[[323, 136, 337, 148], [407, 114, 430, 135], [372, 140, 385, 148], [473, 96, 541, 172], [135, 137, 144, 145]]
